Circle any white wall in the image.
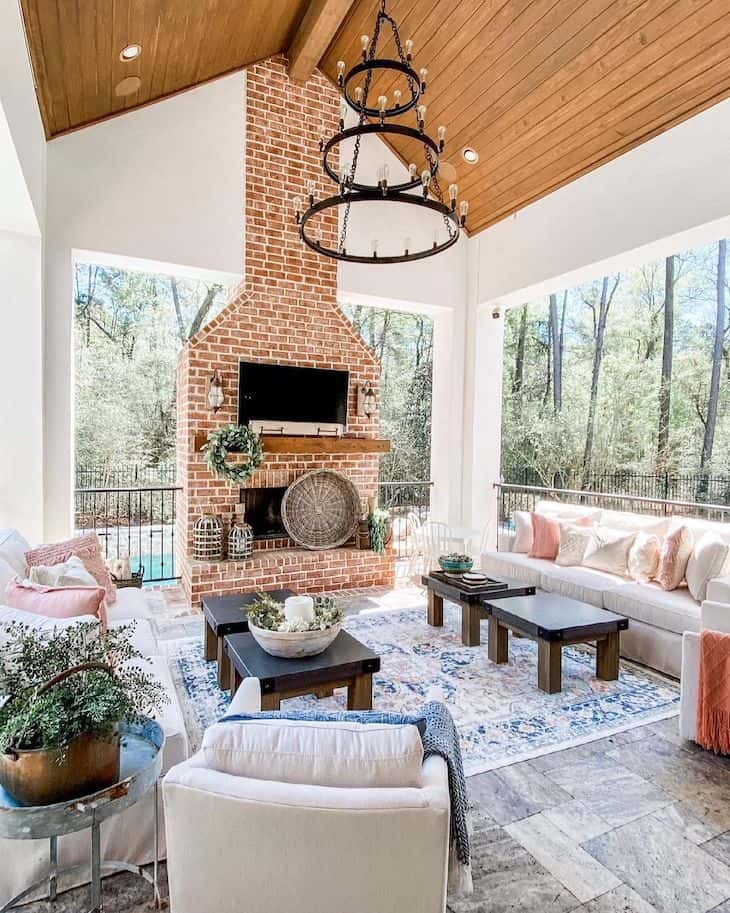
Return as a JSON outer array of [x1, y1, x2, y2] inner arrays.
[[44, 74, 246, 538], [0, 0, 45, 228], [0, 231, 43, 539]]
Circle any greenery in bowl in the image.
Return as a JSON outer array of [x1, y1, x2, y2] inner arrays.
[[246, 593, 343, 633], [438, 553, 474, 571], [0, 622, 168, 755]]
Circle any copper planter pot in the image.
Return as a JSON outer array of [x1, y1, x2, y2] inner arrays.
[[0, 660, 121, 807], [0, 730, 120, 807]]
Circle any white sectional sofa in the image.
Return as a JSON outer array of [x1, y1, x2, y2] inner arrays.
[[0, 529, 189, 906], [481, 502, 730, 678]]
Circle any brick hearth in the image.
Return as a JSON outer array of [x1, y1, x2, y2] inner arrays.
[[175, 57, 395, 603]]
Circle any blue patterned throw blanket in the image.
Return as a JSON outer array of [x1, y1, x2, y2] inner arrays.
[[221, 701, 472, 895]]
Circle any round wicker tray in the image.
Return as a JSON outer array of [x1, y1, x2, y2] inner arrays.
[[282, 470, 361, 550]]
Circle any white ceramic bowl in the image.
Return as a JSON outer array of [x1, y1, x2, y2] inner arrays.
[[248, 621, 342, 658]]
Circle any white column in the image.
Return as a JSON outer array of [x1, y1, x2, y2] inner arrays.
[[429, 306, 466, 524]]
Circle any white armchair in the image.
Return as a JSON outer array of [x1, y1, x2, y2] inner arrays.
[[162, 680, 451, 913], [680, 599, 730, 742]]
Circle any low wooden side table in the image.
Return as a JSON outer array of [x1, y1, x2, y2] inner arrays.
[[202, 589, 296, 689], [422, 572, 536, 646], [225, 630, 380, 710], [483, 593, 629, 694]]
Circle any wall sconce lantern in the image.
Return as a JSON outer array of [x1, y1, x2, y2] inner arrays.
[[207, 369, 225, 413], [357, 384, 377, 419]]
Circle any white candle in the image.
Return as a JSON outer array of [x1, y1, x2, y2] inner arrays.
[[284, 595, 315, 624]]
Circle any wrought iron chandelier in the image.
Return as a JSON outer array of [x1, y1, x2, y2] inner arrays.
[[295, 1, 468, 264]]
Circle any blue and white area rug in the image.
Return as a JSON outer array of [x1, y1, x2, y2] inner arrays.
[[166, 603, 680, 776]]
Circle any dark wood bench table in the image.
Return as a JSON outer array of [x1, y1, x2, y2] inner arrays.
[[422, 572, 536, 646], [202, 589, 296, 689], [225, 630, 381, 710], [482, 593, 629, 694]]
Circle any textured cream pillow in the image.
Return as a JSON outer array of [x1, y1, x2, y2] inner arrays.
[[202, 719, 424, 788], [28, 555, 98, 588], [686, 533, 729, 602], [656, 525, 694, 591], [512, 511, 533, 553], [582, 527, 636, 577], [627, 532, 661, 582], [555, 522, 594, 567]]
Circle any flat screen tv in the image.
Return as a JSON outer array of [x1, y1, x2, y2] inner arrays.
[[238, 361, 349, 428]]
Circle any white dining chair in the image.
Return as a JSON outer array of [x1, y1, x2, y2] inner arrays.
[[417, 521, 452, 576]]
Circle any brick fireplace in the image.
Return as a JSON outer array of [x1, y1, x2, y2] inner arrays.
[[175, 57, 395, 604]]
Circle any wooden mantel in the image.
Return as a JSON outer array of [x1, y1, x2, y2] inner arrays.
[[192, 432, 390, 455]]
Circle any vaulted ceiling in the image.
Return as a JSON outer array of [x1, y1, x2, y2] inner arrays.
[[20, 0, 730, 236]]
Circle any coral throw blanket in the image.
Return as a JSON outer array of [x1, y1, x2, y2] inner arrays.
[[697, 630, 730, 754]]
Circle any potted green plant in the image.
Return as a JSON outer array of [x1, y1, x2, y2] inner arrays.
[[368, 506, 391, 555], [0, 621, 167, 806]]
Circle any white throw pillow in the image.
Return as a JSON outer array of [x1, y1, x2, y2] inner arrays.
[[686, 533, 730, 603], [628, 532, 661, 583], [202, 718, 424, 788], [555, 522, 594, 567], [0, 529, 30, 576], [28, 555, 98, 588], [0, 558, 16, 595], [582, 527, 636, 577], [512, 511, 533, 553]]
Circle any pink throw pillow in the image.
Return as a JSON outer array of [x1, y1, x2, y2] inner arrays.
[[529, 512, 592, 560], [656, 525, 694, 591], [25, 534, 116, 604], [5, 578, 108, 628]]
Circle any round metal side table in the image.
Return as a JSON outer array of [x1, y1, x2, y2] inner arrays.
[[0, 718, 165, 913]]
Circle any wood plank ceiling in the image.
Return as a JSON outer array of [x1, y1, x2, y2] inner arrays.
[[20, 0, 730, 236]]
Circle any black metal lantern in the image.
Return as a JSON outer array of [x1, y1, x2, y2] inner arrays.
[[295, 1, 468, 265]]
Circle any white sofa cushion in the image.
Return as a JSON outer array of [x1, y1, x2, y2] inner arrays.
[[481, 550, 552, 588], [670, 515, 730, 547], [604, 581, 701, 636], [535, 500, 602, 523], [512, 511, 533, 553], [202, 718, 424, 789], [0, 605, 99, 649], [539, 564, 624, 608], [582, 527, 635, 576], [686, 534, 730, 603], [108, 617, 160, 658], [627, 532, 660, 582], [107, 586, 153, 622], [0, 557, 16, 594], [706, 576, 730, 605], [0, 529, 30, 576], [599, 510, 669, 537]]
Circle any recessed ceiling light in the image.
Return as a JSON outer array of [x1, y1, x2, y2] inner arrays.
[[115, 76, 142, 97], [119, 43, 142, 61], [462, 147, 479, 164]]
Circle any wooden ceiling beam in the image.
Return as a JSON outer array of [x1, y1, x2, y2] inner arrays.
[[287, 0, 356, 83]]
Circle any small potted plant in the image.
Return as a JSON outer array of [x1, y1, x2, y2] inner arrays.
[[368, 506, 391, 555], [0, 621, 167, 806]]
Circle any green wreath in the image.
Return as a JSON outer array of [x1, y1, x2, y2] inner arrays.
[[204, 424, 264, 484]]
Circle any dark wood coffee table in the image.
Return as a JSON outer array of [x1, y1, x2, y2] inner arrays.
[[202, 589, 296, 689], [422, 571, 536, 646], [482, 593, 629, 694], [225, 630, 381, 710]]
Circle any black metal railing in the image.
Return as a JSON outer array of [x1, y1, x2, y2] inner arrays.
[[74, 486, 182, 583], [75, 464, 176, 490], [508, 468, 730, 505], [496, 483, 730, 544], [378, 481, 432, 558]]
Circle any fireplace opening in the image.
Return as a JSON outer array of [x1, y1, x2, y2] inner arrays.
[[240, 487, 288, 539]]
